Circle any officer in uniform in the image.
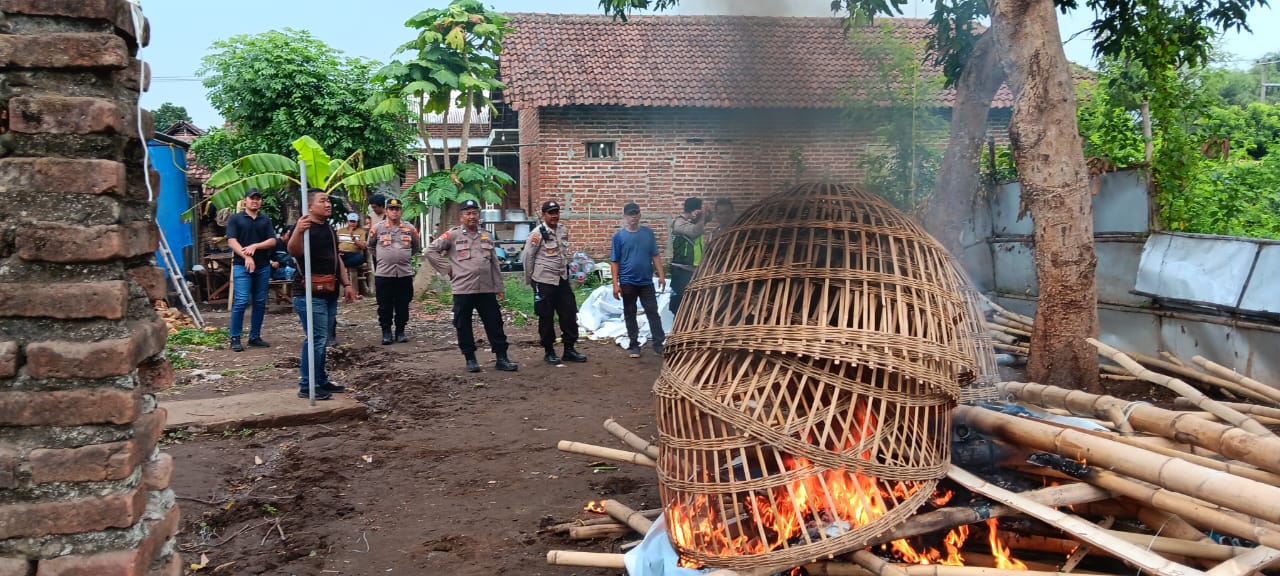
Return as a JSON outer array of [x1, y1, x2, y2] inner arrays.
[[370, 197, 421, 345], [522, 201, 588, 365], [426, 199, 518, 373]]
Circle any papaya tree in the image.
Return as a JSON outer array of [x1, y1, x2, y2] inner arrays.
[[181, 136, 399, 222]]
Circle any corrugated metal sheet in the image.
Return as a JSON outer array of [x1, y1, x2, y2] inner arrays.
[[1135, 233, 1273, 314]]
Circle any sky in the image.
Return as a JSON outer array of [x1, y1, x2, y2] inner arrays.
[[139, 0, 1280, 129]]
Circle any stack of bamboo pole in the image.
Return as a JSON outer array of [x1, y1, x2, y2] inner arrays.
[[979, 294, 1033, 360], [546, 352, 1280, 576]]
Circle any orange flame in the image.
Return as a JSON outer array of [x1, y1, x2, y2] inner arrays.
[[931, 489, 955, 507], [986, 519, 1027, 570], [886, 524, 968, 566], [584, 500, 606, 514]]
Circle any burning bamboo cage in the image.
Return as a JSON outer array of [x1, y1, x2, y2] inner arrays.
[[653, 182, 986, 571]]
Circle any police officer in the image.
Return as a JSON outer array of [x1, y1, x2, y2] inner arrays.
[[371, 197, 421, 345], [426, 199, 518, 373], [522, 201, 588, 365]]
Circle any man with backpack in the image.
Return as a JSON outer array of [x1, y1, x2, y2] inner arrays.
[[522, 201, 588, 365]]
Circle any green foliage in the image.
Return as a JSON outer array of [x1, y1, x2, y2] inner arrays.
[[152, 102, 192, 131], [399, 162, 513, 221], [165, 327, 228, 370], [979, 143, 1020, 183], [194, 28, 412, 176]]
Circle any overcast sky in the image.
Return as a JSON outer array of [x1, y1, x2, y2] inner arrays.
[[139, 0, 1280, 129]]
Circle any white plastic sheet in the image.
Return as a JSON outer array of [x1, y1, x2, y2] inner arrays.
[[623, 514, 715, 576], [578, 277, 674, 349]]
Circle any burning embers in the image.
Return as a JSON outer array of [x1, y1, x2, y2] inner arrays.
[[655, 183, 981, 570]]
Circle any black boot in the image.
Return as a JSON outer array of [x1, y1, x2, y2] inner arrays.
[[464, 353, 481, 373], [381, 328, 392, 345], [544, 349, 561, 365], [495, 354, 519, 372], [395, 327, 409, 343], [562, 346, 587, 363]]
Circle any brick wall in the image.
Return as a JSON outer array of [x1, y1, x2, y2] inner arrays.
[[0, 2, 180, 575]]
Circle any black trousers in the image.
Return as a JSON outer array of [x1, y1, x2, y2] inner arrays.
[[374, 275, 413, 330], [620, 283, 664, 347], [534, 278, 579, 351], [452, 292, 509, 356], [669, 266, 694, 313]]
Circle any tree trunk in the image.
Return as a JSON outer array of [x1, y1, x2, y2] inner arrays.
[[990, 0, 1101, 392], [457, 89, 474, 167], [923, 31, 1006, 259]]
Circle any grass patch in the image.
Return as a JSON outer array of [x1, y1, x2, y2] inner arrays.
[[165, 327, 229, 370], [167, 350, 197, 370]]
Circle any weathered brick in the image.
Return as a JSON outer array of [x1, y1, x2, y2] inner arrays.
[[0, 0, 146, 46], [35, 503, 178, 576], [140, 452, 172, 491], [0, 484, 146, 539], [25, 319, 167, 379], [126, 265, 167, 302], [16, 221, 156, 263], [0, 557, 31, 576], [0, 389, 138, 426], [26, 410, 159, 484], [0, 281, 129, 320], [0, 34, 127, 70], [0, 342, 16, 378], [9, 97, 124, 136], [0, 158, 126, 196], [144, 554, 180, 576], [135, 355, 172, 393], [0, 445, 17, 489]]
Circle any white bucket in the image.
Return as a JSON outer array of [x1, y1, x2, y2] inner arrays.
[[513, 223, 531, 241]]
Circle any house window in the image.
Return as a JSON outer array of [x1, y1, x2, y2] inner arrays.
[[585, 141, 617, 159]]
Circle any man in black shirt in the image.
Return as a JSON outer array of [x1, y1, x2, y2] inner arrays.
[[287, 190, 355, 400], [225, 188, 277, 352]]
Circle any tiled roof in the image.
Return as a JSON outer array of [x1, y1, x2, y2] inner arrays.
[[501, 14, 1014, 110]]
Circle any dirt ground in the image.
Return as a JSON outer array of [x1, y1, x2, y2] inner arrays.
[[161, 295, 663, 576]]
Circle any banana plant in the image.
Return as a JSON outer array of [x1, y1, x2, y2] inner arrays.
[[397, 161, 512, 222], [181, 136, 400, 222]]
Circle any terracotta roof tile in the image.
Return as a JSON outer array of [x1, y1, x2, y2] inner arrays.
[[501, 13, 1013, 110]]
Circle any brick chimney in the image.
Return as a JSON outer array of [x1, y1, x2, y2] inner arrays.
[[0, 1, 181, 575]]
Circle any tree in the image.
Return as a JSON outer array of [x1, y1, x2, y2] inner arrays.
[[599, 0, 1263, 392], [193, 29, 414, 176], [151, 102, 192, 131]]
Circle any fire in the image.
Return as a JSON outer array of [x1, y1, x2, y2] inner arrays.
[[887, 524, 968, 565], [583, 500, 606, 514], [666, 404, 915, 562], [931, 490, 954, 507], [986, 519, 1027, 570]]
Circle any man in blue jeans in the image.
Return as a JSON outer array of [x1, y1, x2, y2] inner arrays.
[[225, 188, 276, 352], [287, 190, 356, 400], [610, 202, 666, 358]]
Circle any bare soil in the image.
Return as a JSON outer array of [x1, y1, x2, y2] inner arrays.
[[162, 297, 662, 575]]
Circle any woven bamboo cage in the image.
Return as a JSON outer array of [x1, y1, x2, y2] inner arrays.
[[655, 182, 981, 571]]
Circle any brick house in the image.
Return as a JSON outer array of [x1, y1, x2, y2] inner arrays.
[[499, 14, 1014, 257]]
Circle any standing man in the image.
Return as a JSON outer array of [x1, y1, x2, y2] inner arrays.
[[287, 190, 356, 400], [426, 199, 518, 373], [610, 202, 666, 358], [708, 198, 736, 244], [226, 188, 276, 352], [370, 197, 421, 345], [669, 197, 706, 315], [338, 212, 368, 276], [522, 201, 588, 365]]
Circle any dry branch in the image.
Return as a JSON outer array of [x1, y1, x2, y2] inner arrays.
[[1086, 339, 1272, 436], [545, 550, 626, 568], [603, 418, 660, 460], [556, 440, 656, 467], [1000, 382, 1280, 476], [947, 465, 1205, 576]]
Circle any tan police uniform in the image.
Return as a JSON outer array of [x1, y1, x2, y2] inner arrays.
[[426, 225, 503, 294]]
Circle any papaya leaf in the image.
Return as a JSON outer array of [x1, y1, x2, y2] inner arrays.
[[430, 68, 460, 88]]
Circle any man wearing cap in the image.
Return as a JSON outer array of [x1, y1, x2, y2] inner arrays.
[[427, 199, 518, 373], [610, 202, 666, 358], [522, 201, 588, 365], [338, 212, 369, 295], [370, 197, 421, 345], [669, 197, 707, 314], [225, 188, 277, 352]]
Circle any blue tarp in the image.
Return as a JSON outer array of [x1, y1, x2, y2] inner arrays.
[[147, 140, 192, 273]]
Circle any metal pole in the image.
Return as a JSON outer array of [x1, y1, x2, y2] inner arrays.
[[299, 161, 315, 407]]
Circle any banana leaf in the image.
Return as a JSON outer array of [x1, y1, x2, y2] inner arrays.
[[292, 136, 332, 191], [180, 173, 291, 222], [204, 153, 296, 188]]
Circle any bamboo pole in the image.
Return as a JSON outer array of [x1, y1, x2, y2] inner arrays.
[[556, 440, 656, 467], [956, 405, 1280, 533], [1128, 350, 1265, 404], [1174, 398, 1280, 421], [543, 508, 662, 534], [999, 382, 1280, 476], [567, 523, 633, 539], [1109, 529, 1247, 562], [985, 321, 1031, 338], [987, 329, 1018, 345], [603, 418, 661, 460], [992, 342, 1030, 355], [1191, 355, 1280, 407], [1136, 506, 1215, 545], [1161, 350, 1187, 367], [1086, 339, 1273, 436], [602, 499, 654, 535], [545, 550, 626, 568], [1060, 515, 1114, 572], [980, 293, 1035, 326], [1202, 546, 1280, 576], [947, 464, 1205, 576]]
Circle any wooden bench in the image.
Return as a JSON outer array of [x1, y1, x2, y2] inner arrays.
[[269, 280, 292, 305]]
